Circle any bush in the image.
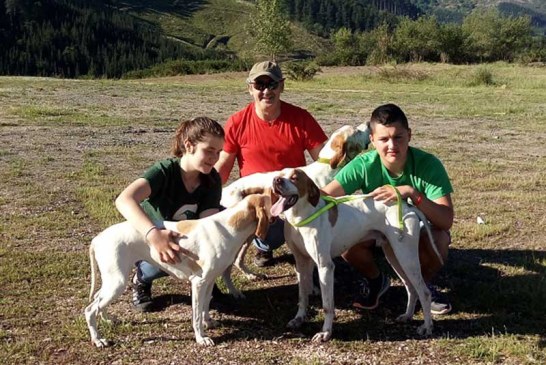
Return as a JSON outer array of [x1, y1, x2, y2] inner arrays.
[[284, 61, 321, 81], [122, 59, 252, 79], [468, 66, 496, 86], [375, 66, 429, 82]]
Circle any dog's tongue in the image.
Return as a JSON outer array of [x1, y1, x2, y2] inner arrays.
[[270, 196, 286, 217]]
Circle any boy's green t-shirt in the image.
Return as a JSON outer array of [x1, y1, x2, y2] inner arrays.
[[335, 147, 453, 200], [139, 158, 222, 223]]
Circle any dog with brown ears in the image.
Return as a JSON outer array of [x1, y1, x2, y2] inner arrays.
[[85, 192, 273, 347], [271, 169, 441, 341]]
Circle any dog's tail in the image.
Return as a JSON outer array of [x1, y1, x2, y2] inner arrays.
[[88, 240, 98, 302], [413, 208, 444, 266]]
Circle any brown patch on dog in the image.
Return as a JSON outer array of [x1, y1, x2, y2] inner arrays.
[[328, 205, 338, 227], [175, 220, 199, 235], [228, 209, 252, 231], [329, 134, 347, 168], [227, 194, 270, 231], [295, 169, 320, 206], [241, 187, 265, 198]]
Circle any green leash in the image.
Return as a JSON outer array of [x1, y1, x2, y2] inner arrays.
[[291, 185, 405, 230], [388, 185, 405, 230]]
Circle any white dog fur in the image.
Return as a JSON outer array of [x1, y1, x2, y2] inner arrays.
[[270, 169, 442, 342], [85, 193, 272, 347], [219, 123, 371, 295]]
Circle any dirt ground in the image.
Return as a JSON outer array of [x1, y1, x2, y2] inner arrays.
[[1, 69, 545, 364]]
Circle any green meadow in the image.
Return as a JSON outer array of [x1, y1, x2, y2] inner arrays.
[[0, 62, 545, 364]]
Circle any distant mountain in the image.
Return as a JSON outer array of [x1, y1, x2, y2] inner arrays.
[[1, 0, 543, 78], [413, 0, 546, 32]]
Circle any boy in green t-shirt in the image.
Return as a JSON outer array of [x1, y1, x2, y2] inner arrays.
[[322, 103, 454, 315]]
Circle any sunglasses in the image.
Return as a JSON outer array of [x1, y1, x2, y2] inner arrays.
[[250, 80, 280, 91]]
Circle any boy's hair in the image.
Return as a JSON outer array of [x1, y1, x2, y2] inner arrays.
[[172, 116, 225, 157], [370, 103, 409, 130]]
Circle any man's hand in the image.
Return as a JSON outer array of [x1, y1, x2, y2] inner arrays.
[[371, 185, 415, 204]]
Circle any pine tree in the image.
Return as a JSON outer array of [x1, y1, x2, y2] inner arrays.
[[250, 0, 292, 61]]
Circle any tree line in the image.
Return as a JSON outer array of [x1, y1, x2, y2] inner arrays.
[[1, 0, 544, 79], [0, 0, 227, 78], [282, 0, 421, 36], [321, 8, 545, 66]]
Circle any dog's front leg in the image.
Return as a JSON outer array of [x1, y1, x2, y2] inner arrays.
[[313, 258, 335, 342], [203, 280, 219, 330], [191, 278, 215, 346], [287, 254, 314, 330]]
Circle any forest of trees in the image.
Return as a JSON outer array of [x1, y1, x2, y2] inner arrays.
[[282, 0, 421, 36], [0, 0, 545, 79], [0, 0, 227, 78]]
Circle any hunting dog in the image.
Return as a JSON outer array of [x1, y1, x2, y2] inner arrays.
[[270, 169, 441, 341], [219, 123, 370, 296], [85, 193, 272, 347]]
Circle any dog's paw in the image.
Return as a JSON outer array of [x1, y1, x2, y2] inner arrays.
[[417, 323, 433, 336], [287, 316, 305, 330], [93, 338, 113, 348], [196, 336, 215, 346], [311, 331, 332, 342], [395, 313, 412, 323]]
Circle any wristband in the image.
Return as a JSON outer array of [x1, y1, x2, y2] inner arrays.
[[144, 226, 158, 240], [414, 193, 424, 206]]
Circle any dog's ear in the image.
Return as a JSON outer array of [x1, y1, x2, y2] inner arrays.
[[329, 134, 347, 168], [263, 187, 279, 206], [302, 170, 320, 207], [254, 204, 270, 240]]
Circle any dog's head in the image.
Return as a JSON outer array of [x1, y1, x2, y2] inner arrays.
[[270, 169, 320, 217], [228, 189, 276, 240], [322, 124, 371, 169]]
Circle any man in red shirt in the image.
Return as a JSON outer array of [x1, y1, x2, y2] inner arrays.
[[215, 60, 327, 266]]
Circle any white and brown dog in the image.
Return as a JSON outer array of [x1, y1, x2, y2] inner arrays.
[[270, 169, 441, 341], [219, 123, 370, 294], [85, 193, 272, 347]]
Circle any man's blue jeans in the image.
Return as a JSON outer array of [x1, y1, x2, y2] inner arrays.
[[252, 218, 285, 253]]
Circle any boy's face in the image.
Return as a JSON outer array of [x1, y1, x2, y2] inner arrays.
[[370, 121, 411, 174]]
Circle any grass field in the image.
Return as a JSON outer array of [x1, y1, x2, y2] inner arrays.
[[0, 62, 545, 364]]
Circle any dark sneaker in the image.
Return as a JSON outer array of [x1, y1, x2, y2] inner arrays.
[[352, 273, 390, 310], [254, 249, 274, 267], [131, 275, 153, 312], [427, 284, 452, 315]]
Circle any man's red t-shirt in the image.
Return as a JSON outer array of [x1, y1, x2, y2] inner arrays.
[[223, 101, 327, 177]]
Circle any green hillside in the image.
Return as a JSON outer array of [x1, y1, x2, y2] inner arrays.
[[419, 0, 546, 31], [114, 0, 331, 58]]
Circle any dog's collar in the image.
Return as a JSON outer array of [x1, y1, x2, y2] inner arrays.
[[291, 185, 406, 230], [316, 157, 330, 164], [291, 195, 368, 227]]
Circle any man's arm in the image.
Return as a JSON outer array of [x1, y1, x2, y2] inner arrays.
[[321, 179, 346, 197], [374, 185, 454, 231], [214, 151, 236, 185], [308, 142, 326, 161]]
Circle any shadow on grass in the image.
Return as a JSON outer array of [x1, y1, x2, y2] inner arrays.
[[135, 248, 545, 344]]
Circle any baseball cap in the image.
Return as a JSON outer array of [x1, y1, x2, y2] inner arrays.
[[247, 61, 284, 83]]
